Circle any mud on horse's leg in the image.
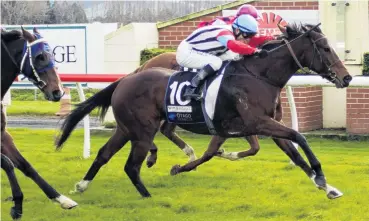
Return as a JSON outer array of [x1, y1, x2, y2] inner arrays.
[[170, 136, 226, 175]]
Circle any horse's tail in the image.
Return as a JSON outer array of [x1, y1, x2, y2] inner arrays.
[[56, 80, 120, 149]]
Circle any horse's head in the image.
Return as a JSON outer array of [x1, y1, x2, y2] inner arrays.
[[20, 27, 64, 101], [278, 23, 352, 88]]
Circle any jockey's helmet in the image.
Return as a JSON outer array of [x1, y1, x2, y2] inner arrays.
[[236, 4, 261, 19], [232, 14, 259, 38]]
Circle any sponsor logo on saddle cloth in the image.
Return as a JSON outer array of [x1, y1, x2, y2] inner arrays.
[[164, 63, 229, 128]]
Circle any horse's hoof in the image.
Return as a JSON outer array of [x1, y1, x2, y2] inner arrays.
[[326, 184, 343, 199], [54, 195, 78, 209], [170, 164, 181, 176], [146, 155, 157, 168], [10, 207, 22, 220], [70, 180, 90, 194]]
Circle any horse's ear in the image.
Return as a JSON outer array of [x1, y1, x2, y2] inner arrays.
[[33, 27, 40, 35], [278, 23, 288, 37], [21, 26, 35, 43], [301, 25, 308, 32]]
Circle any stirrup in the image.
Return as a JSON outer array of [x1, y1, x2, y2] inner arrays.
[[184, 87, 202, 100]]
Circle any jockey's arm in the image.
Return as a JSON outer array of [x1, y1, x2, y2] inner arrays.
[[216, 30, 258, 55], [248, 35, 276, 47]]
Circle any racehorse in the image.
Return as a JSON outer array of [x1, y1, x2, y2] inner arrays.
[[55, 50, 284, 194], [56, 23, 352, 200], [1, 27, 77, 220]]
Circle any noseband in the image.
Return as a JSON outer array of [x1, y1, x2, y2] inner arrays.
[[308, 36, 341, 83]]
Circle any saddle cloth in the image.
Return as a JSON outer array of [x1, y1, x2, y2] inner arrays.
[[164, 62, 230, 134]]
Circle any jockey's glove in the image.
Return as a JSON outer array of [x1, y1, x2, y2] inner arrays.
[[233, 54, 243, 61], [256, 49, 268, 58]]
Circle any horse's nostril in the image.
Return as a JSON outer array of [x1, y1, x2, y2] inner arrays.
[[52, 90, 62, 99], [343, 75, 352, 83]]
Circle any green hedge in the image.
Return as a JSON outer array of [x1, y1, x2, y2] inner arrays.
[[363, 52, 369, 76], [140, 48, 176, 65]]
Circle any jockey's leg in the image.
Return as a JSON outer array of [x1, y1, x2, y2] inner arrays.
[[184, 64, 216, 99], [176, 41, 222, 100]]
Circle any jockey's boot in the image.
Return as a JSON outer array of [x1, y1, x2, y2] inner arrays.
[[184, 65, 216, 100]]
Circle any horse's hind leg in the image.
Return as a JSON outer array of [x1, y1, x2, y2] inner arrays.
[[171, 136, 226, 175], [72, 128, 129, 194], [147, 121, 197, 168], [216, 136, 260, 161], [161, 121, 196, 161], [125, 140, 152, 197], [1, 131, 78, 209], [1, 153, 23, 220]]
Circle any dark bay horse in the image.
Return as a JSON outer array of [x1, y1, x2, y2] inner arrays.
[[57, 23, 352, 200], [136, 51, 284, 163], [55, 51, 284, 195], [1, 27, 77, 220]]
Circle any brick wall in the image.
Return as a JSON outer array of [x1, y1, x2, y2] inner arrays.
[[158, 1, 324, 132], [281, 87, 323, 132], [158, 1, 318, 48], [347, 88, 369, 134]]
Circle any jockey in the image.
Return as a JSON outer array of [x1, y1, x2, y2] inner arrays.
[[176, 14, 275, 100], [198, 4, 261, 28]]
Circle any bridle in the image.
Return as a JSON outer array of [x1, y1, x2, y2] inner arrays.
[[269, 23, 342, 84], [1, 33, 55, 90]]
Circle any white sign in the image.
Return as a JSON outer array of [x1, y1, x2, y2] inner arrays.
[[5, 25, 87, 74], [4, 23, 117, 75]]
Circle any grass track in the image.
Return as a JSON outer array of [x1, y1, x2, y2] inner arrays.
[[5, 101, 99, 116], [1, 128, 369, 221]]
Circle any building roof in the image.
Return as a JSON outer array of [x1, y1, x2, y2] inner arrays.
[[156, 0, 253, 29]]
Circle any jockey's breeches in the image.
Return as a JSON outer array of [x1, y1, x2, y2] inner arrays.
[[176, 41, 223, 71]]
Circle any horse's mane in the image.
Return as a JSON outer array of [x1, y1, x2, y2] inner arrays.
[[259, 22, 322, 51], [1, 29, 23, 42]]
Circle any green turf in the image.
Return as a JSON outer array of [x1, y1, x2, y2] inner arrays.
[[1, 129, 369, 221], [5, 101, 99, 116]]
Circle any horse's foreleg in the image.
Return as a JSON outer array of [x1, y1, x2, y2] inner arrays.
[[216, 136, 259, 161], [1, 153, 23, 220], [160, 121, 197, 162], [1, 131, 78, 209], [73, 128, 129, 193], [272, 138, 313, 176], [256, 117, 343, 199], [170, 136, 226, 175]]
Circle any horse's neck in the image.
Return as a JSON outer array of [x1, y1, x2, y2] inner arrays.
[[1, 40, 23, 100], [244, 44, 304, 88], [1, 67, 18, 100]]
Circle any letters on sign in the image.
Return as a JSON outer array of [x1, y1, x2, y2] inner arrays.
[[53, 45, 77, 63]]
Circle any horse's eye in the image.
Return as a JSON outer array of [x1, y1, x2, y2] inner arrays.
[[36, 54, 45, 61], [324, 48, 330, 52]]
